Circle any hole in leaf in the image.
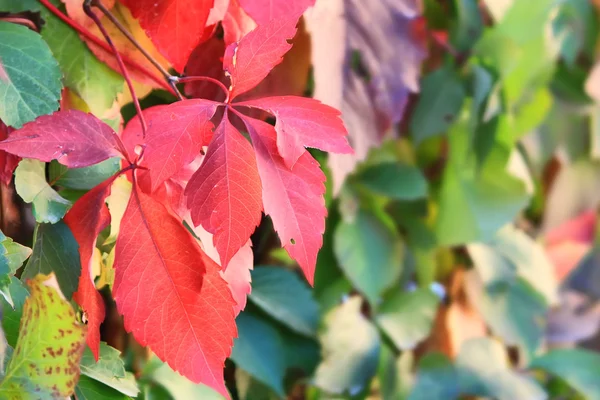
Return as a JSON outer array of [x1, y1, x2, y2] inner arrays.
[[290, 238, 296, 245]]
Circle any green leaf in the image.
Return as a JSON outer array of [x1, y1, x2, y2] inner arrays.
[[355, 163, 428, 200], [235, 369, 280, 400], [148, 361, 225, 400], [468, 224, 558, 304], [0, 230, 31, 277], [0, 0, 40, 12], [0, 277, 29, 347], [0, 22, 62, 128], [21, 222, 80, 300], [530, 348, 600, 399], [408, 353, 460, 400], [377, 345, 412, 400], [48, 158, 121, 191], [79, 343, 139, 397], [0, 274, 86, 399], [456, 338, 546, 400], [451, 0, 483, 51], [40, 0, 123, 116], [75, 375, 132, 400], [248, 267, 319, 337], [231, 312, 286, 396], [314, 297, 381, 395], [334, 210, 404, 305], [15, 159, 71, 224], [410, 65, 466, 144], [375, 288, 440, 350], [435, 111, 529, 246]]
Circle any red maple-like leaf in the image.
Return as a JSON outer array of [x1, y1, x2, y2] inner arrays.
[[64, 175, 118, 359], [224, 17, 297, 99], [121, 0, 215, 72], [238, 0, 315, 25], [0, 110, 124, 168], [130, 100, 219, 191], [241, 116, 326, 284], [222, 0, 256, 45], [238, 96, 352, 167], [113, 177, 236, 397], [186, 111, 263, 269]]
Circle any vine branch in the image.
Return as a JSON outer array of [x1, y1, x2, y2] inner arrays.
[[90, 0, 184, 101], [38, 0, 175, 95], [83, 0, 148, 138], [174, 76, 229, 102]]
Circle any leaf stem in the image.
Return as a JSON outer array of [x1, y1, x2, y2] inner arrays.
[[174, 76, 230, 102], [37, 0, 175, 95], [83, 1, 148, 138], [90, 0, 184, 101]]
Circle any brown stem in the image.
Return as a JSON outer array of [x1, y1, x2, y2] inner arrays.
[[90, 0, 184, 101], [38, 0, 175, 94], [83, 1, 148, 138], [175, 76, 229, 102]]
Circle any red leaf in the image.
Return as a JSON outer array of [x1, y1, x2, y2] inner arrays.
[[223, 17, 297, 100], [222, 0, 256, 44], [238, 0, 315, 25], [186, 112, 262, 269], [113, 180, 236, 396], [134, 100, 219, 191], [238, 96, 352, 167], [121, 0, 215, 72], [0, 122, 20, 185], [193, 224, 253, 316], [64, 175, 118, 359], [242, 116, 326, 284], [0, 110, 124, 168]]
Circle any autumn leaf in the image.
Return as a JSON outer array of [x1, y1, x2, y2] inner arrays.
[[186, 111, 263, 269], [242, 116, 326, 284], [64, 175, 118, 359], [113, 179, 236, 397], [0, 110, 125, 168], [238, 0, 314, 25], [120, 0, 215, 72], [0, 121, 20, 185]]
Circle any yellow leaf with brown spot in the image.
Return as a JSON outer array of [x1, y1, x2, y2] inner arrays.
[[0, 273, 86, 399]]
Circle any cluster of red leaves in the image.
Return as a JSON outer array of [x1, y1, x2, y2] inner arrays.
[[0, 0, 351, 396]]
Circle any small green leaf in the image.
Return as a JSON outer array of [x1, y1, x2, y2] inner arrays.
[[409, 353, 460, 400], [79, 343, 139, 397], [375, 288, 440, 350], [21, 222, 80, 299], [0, 274, 86, 399], [378, 345, 413, 400], [0, 277, 29, 347], [248, 267, 319, 337], [314, 297, 381, 395], [355, 163, 428, 200], [231, 312, 286, 396], [0, 0, 40, 12], [451, 0, 483, 51], [334, 210, 404, 305], [530, 348, 600, 399], [410, 66, 466, 144], [75, 375, 132, 400], [49, 158, 121, 191], [15, 159, 71, 224], [0, 22, 62, 128], [40, 0, 123, 116], [456, 338, 546, 400], [0, 230, 31, 276]]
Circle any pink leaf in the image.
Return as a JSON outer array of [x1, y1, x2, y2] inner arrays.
[[64, 175, 118, 359], [223, 17, 297, 100], [136, 100, 219, 191], [121, 0, 215, 72], [242, 115, 326, 284], [0, 121, 20, 185], [238, 96, 352, 167], [193, 224, 253, 316], [238, 0, 315, 25], [0, 110, 124, 168], [113, 179, 236, 397], [186, 112, 263, 269], [222, 0, 257, 45]]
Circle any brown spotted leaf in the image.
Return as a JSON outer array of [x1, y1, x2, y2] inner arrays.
[[0, 273, 87, 399]]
